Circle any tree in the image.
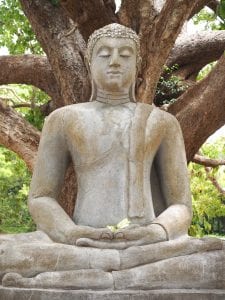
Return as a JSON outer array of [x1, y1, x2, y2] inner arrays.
[[0, 0, 225, 216]]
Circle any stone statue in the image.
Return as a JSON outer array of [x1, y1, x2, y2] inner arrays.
[[0, 23, 224, 291]]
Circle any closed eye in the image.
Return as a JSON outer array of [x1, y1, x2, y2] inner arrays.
[[120, 54, 131, 58], [97, 47, 111, 58], [99, 54, 111, 57], [119, 47, 133, 57]]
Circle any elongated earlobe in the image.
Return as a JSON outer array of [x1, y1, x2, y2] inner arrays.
[[129, 82, 137, 103], [90, 80, 97, 102], [84, 56, 97, 102]]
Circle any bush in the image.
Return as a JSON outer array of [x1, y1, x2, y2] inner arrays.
[[0, 146, 35, 233], [189, 138, 225, 237]]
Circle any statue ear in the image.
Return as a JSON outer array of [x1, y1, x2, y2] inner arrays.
[[84, 55, 97, 102], [84, 55, 91, 78], [89, 80, 97, 102], [129, 82, 137, 103]]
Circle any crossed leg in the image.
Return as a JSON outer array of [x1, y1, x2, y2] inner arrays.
[[1, 232, 224, 289], [2, 250, 225, 290]]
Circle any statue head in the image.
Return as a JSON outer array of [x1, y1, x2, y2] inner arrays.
[[87, 23, 141, 67], [86, 23, 141, 101]]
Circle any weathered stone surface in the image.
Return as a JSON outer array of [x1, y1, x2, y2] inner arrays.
[[28, 24, 192, 250], [1, 237, 223, 288], [1, 288, 225, 300]]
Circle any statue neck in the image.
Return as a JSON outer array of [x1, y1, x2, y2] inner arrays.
[[95, 89, 131, 105]]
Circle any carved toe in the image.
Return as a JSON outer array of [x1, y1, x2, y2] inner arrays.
[[2, 272, 23, 287]]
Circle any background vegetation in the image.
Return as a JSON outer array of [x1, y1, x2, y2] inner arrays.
[[189, 139, 225, 237]]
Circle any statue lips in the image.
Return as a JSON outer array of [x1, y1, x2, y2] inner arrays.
[[107, 71, 123, 79], [107, 71, 122, 75]]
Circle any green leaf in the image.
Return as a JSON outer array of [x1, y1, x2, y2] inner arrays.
[[0, 0, 43, 54], [218, 0, 225, 20], [116, 218, 130, 229], [50, 0, 60, 6]]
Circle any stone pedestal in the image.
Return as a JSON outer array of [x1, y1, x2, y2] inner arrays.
[[1, 287, 225, 300]]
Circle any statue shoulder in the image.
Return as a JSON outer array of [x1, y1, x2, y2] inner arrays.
[[136, 103, 177, 123], [46, 102, 93, 123], [152, 106, 181, 129]]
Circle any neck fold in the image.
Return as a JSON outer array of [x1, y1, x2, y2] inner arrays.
[[96, 89, 130, 105]]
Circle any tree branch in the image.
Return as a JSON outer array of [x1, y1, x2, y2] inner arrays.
[[189, 0, 214, 18], [205, 166, 225, 195], [60, 0, 117, 41], [118, 0, 158, 33], [118, 0, 139, 31], [20, 0, 90, 105], [12, 103, 35, 109], [207, 0, 220, 13], [193, 154, 225, 167], [0, 100, 40, 171], [137, 0, 196, 103], [168, 31, 225, 79], [169, 53, 225, 162], [0, 55, 60, 103]]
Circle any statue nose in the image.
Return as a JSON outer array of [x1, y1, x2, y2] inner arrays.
[[109, 49, 120, 67]]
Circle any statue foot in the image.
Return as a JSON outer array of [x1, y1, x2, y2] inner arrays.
[[2, 273, 24, 287], [2, 270, 114, 290]]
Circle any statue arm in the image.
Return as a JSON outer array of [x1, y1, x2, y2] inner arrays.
[[151, 113, 192, 239], [28, 109, 76, 243], [28, 109, 112, 244]]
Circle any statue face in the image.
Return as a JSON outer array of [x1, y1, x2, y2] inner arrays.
[[90, 37, 137, 93]]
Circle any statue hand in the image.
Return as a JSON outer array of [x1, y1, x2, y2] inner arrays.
[[76, 224, 167, 249], [66, 225, 113, 245], [114, 223, 167, 244]]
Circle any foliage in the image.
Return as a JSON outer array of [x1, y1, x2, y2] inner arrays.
[[193, 7, 224, 30], [0, 84, 47, 130], [0, 146, 35, 233], [217, 0, 225, 28], [192, 1, 225, 31], [50, 0, 60, 6], [0, 1, 47, 234], [0, 0, 43, 54], [0, 84, 47, 233], [154, 65, 187, 106], [15, 86, 46, 130], [189, 138, 225, 237], [197, 62, 217, 81]]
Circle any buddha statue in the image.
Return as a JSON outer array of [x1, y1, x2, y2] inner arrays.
[[0, 23, 224, 290]]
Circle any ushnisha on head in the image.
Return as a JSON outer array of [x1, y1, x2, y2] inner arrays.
[[86, 23, 141, 70]]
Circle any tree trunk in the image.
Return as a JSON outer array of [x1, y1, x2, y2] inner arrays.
[[0, 55, 60, 104], [169, 54, 225, 162], [0, 100, 40, 171], [168, 31, 225, 80]]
